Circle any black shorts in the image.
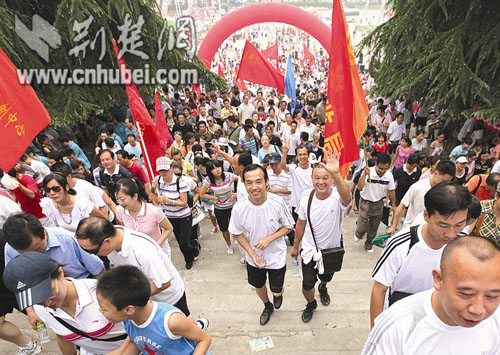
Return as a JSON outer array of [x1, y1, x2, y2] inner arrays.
[[0, 291, 18, 317], [214, 207, 232, 232], [302, 259, 335, 291], [173, 292, 190, 317], [415, 116, 427, 126], [247, 264, 286, 293]]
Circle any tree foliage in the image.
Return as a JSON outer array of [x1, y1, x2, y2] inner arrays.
[[360, 0, 500, 121], [0, 0, 225, 127]]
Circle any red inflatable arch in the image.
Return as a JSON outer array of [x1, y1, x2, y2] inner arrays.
[[197, 3, 332, 68]]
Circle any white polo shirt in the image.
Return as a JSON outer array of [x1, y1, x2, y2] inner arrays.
[[34, 279, 125, 355], [363, 289, 500, 355], [360, 167, 396, 202], [228, 193, 294, 269], [108, 227, 184, 305], [387, 121, 405, 142]]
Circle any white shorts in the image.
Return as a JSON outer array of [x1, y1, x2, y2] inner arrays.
[[201, 201, 214, 211]]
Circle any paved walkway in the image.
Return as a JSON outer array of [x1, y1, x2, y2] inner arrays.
[[0, 212, 383, 354]]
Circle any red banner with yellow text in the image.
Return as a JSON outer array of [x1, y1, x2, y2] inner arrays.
[[0, 47, 51, 172], [325, 0, 368, 178]]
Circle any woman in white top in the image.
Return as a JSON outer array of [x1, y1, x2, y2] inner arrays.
[[114, 178, 173, 259], [41, 174, 104, 232]]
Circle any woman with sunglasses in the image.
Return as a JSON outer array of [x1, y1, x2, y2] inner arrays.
[[41, 174, 104, 232], [114, 178, 174, 259], [200, 159, 238, 254], [3, 252, 127, 355]]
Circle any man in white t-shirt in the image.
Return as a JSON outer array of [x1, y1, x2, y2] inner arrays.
[[386, 113, 405, 155], [291, 150, 351, 323], [238, 94, 254, 122], [283, 121, 301, 163], [364, 236, 500, 354], [228, 165, 294, 326], [277, 100, 289, 122], [411, 130, 428, 152], [369, 182, 472, 328], [76, 217, 188, 315], [388, 160, 455, 233], [281, 144, 313, 246]]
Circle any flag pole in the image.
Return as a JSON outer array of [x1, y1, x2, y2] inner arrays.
[[361, 137, 371, 183], [135, 121, 156, 182]]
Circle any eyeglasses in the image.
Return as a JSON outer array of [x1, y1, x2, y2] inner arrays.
[[82, 238, 106, 255], [45, 186, 62, 193]]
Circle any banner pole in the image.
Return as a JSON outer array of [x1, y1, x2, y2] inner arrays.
[[361, 136, 371, 183], [135, 121, 156, 183]]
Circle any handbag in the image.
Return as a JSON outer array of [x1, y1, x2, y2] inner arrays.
[[191, 203, 205, 226], [307, 190, 345, 274]]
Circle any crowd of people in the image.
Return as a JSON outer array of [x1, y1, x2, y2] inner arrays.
[[2, 78, 500, 354]]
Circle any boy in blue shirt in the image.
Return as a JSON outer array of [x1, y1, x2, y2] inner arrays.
[[97, 265, 211, 355]]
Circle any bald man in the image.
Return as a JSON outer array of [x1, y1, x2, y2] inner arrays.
[[363, 236, 500, 354]]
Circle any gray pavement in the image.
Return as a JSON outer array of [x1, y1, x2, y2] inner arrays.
[[0, 211, 383, 354]]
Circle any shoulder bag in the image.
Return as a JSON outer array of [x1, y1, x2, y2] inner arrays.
[[307, 190, 345, 274], [51, 314, 127, 342]]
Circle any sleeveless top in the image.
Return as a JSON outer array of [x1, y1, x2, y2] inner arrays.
[[124, 302, 208, 355]]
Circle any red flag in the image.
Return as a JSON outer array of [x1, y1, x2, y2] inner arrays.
[[261, 41, 280, 71], [303, 43, 315, 62], [192, 84, 201, 98], [112, 39, 163, 182], [155, 90, 173, 150], [0, 47, 51, 172], [237, 41, 285, 94], [261, 42, 278, 60], [217, 65, 225, 79], [325, 0, 368, 178]]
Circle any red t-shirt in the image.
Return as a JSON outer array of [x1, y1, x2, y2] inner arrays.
[[372, 142, 389, 155], [126, 162, 148, 185], [12, 174, 45, 218]]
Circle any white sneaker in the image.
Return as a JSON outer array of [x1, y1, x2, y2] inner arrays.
[[227, 246, 234, 254], [16, 341, 41, 355], [354, 235, 361, 242], [240, 257, 247, 265], [366, 248, 374, 253], [196, 317, 210, 330]]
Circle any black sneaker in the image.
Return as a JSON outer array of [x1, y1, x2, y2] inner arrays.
[[318, 283, 330, 306], [260, 302, 274, 326], [273, 295, 283, 309], [185, 261, 193, 270], [301, 300, 317, 323]]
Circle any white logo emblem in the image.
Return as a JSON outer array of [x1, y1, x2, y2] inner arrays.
[[17, 281, 26, 289]]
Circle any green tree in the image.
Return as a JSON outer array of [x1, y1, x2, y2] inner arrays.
[[0, 0, 225, 127], [360, 0, 500, 120]]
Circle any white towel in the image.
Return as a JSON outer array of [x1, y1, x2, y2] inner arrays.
[[300, 247, 325, 275]]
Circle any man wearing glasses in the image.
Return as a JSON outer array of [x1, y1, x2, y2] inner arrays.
[[75, 216, 190, 316], [2, 212, 105, 330], [355, 154, 396, 252]]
